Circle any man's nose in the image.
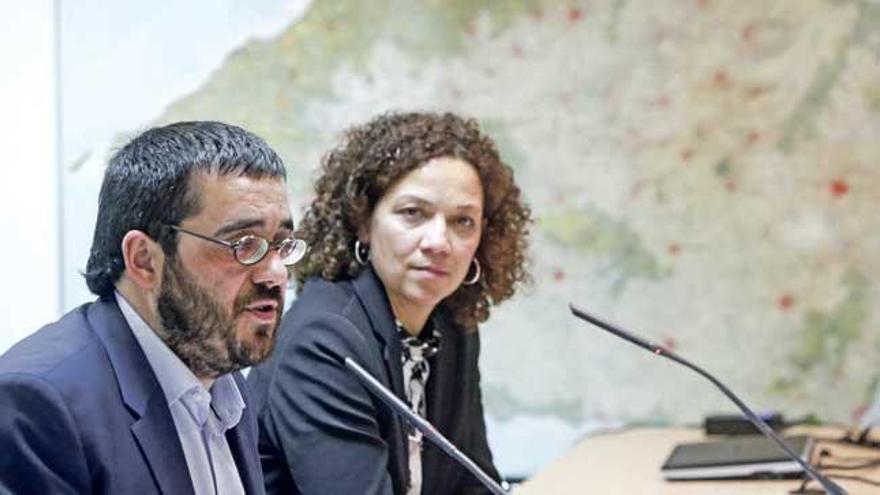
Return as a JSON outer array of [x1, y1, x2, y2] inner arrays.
[[251, 249, 289, 289]]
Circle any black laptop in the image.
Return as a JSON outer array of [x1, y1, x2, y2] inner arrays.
[[661, 435, 814, 480]]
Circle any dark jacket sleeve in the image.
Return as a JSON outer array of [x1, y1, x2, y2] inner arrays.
[[256, 311, 396, 495], [0, 373, 90, 494]]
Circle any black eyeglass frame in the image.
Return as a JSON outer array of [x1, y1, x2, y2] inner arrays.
[[168, 225, 307, 266]]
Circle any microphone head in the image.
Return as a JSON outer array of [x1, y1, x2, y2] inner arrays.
[[569, 303, 666, 356]]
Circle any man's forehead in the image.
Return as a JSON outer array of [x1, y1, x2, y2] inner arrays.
[[188, 171, 286, 199], [184, 172, 291, 229], [189, 169, 285, 189]]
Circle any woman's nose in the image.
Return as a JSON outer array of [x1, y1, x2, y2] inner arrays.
[[420, 217, 451, 254]]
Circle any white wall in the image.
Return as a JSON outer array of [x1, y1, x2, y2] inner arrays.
[[59, 0, 308, 312], [0, 1, 59, 351]]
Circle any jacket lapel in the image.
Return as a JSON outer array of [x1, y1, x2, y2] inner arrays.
[[227, 374, 264, 494], [425, 313, 455, 435], [351, 267, 405, 400], [351, 267, 409, 487], [88, 299, 194, 495], [226, 426, 262, 494], [422, 314, 459, 490], [131, 393, 195, 495]]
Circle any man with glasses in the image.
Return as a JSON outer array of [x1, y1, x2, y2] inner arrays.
[[0, 121, 305, 494]]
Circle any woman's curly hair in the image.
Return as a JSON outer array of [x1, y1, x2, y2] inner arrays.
[[295, 111, 532, 329]]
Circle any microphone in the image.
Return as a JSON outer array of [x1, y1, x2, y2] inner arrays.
[[568, 303, 847, 495], [343, 357, 508, 495]]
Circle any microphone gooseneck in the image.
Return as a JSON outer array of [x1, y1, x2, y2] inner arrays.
[[569, 303, 847, 495], [343, 357, 508, 495]]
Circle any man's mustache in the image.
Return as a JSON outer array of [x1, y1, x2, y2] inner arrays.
[[234, 284, 284, 315]]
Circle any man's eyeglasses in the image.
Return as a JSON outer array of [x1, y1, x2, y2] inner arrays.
[[169, 225, 308, 267]]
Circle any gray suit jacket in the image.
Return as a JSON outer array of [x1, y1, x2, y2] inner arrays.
[[247, 267, 500, 494]]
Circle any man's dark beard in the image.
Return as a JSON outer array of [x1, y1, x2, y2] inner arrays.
[[156, 255, 283, 378]]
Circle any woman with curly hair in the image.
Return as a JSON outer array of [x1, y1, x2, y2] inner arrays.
[[247, 111, 531, 495]]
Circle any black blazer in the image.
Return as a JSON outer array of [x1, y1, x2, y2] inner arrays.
[[247, 267, 500, 495], [0, 299, 265, 494]]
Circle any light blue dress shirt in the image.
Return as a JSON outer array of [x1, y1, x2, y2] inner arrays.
[[116, 292, 246, 495]]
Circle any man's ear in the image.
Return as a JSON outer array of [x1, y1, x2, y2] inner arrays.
[[120, 230, 164, 291]]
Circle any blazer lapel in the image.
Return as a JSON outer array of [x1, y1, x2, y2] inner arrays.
[[425, 314, 456, 434], [227, 374, 264, 494], [351, 267, 405, 400], [131, 392, 195, 495], [88, 299, 194, 495], [226, 426, 262, 494], [351, 267, 410, 486], [422, 314, 459, 489]]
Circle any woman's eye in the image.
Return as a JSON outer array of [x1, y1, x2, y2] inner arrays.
[[399, 207, 422, 218], [457, 216, 475, 227]]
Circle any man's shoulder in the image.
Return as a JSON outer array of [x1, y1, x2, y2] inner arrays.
[[0, 301, 109, 380]]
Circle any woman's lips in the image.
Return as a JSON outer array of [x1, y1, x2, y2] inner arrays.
[[413, 266, 450, 277]]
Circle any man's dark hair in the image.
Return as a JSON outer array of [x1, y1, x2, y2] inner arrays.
[[84, 121, 286, 299]]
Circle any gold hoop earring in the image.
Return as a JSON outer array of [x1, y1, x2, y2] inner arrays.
[[463, 258, 481, 286]]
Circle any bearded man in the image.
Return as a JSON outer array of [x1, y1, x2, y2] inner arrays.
[[0, 121, 305, 494]]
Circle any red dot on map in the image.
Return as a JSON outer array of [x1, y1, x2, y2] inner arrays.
[[680, 148, 694, 162], [713, 69, 729, 88], [667, 243, 681, 256], [663, 337, 677, 351], [747, 130, 760, 144], [568, 8, 584, 22], [830, 179, 849, 197], [553, 269, 565, 282], [778, 294, 794, 311], [511, 44, 524, 57], [746, 86, 768, 100], [725, 180, 737, 192]]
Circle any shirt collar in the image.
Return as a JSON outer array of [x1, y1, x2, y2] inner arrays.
[[177, 376, 244, 432], [115, 291, 245, 431]]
